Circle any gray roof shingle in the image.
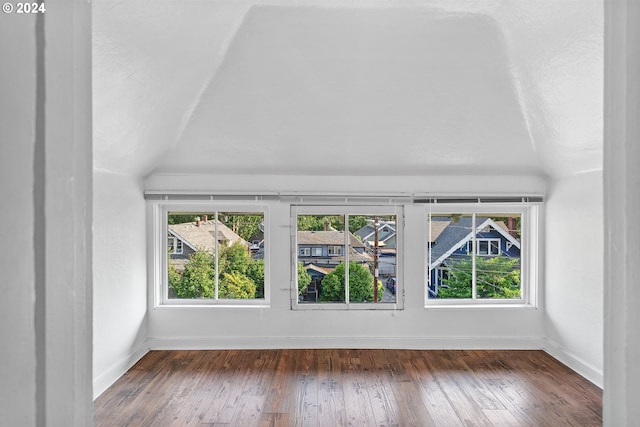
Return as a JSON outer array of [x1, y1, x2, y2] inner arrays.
[[298, 230, 365, 248], [169, 219, 247, 252]]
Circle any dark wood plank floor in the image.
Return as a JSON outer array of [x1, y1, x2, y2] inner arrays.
[[94, 349, 602, 426]]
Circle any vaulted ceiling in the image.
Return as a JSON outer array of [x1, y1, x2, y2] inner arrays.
[[93, 0, 602, 178]]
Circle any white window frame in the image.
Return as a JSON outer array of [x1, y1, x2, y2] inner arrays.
[[151, 201, 270, 307], [311, 247, 323, 257], [299, 247, 311, 256], [476, 238, 500, 256], [328, 245, 342, 256], [167, 236, 183, 255], [426, 204, 538, 308], [292, 205, 404, 310]]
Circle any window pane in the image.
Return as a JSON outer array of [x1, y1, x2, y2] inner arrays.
[[475, 214, 521, 299], [428, 212, 522, 300], [477, 240, 488, 255], [350, 214, 397, 303], [297, 215, 346, 303], [428, 213, 473, 299], [167, 211, 265, 300], [297, 213, 399, 305]]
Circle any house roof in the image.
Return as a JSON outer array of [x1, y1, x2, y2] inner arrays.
[[354, 225, 374, 241], [429, 216, 521, 268], [298, 230, 365, 248], [355, 221, 396, 240], [330, 249, 373, 264], [305, 264, 332, 275], [429, 220, 450, 243], [169, 219, 248, 252]]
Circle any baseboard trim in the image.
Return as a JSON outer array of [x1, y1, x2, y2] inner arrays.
[[543, 338, 603, 388], [93, 342, 150, 400], [146, 335, 545, 351]]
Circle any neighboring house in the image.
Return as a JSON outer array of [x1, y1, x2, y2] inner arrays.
[[297, 230, 372, 269], [301, 263, 331, 302], [247, 223, 265, 253], [354, 219, 397, 275], [297, 230, 372, 302], [428, 216, 521, 297], [354, 219, 397, 249], [168, 217, 249, 271]]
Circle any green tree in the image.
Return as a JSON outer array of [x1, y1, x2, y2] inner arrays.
[[297, 215, 382, 234], [297, 215, 345, 231], [173, 250, 215, 298], [319, 262, 382, 302], [219, 242, 253, 276], [219, 242, 265, 299], [221, 213, 263, 241], [168, 213, 212, 225], [347, 216, 369, 234], [167, 264, 182, 298], [440, 255, 521, 299], [297, 262, 312, 294], [219, 271, 256, 299], [246, 260, 265, 298]]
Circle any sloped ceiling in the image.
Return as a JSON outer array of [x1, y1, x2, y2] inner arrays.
[[93, 0, 602, 178]]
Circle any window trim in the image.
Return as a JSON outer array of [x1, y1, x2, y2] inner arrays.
[[328, 245, 343, 256], [292, 205, 404, 310], [476, 238, 501, 256], [151, 201, 270, 307], [425, 204, 538, 308], [167, 236, 183, 255], [299, 247, 311, 256]]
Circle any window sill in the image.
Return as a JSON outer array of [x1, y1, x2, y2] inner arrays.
[[425, 302, 537, 310], [156, 302, 270, 309]]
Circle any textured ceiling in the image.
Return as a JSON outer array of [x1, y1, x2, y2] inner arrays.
[[92, 0, 603, 178]]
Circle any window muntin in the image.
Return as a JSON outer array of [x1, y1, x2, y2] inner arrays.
[[159, 207, 268, 305], [294, 206, 402, 309], [168, 236, 183, 255], [328, 245, 342, 256], [427, 210, 526, 304], [476, 239, 500, 256]]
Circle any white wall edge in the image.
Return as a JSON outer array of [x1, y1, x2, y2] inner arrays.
[[93, 342, 150, 400], [147, 336, 545, 351], [543, 338, 603, 388]]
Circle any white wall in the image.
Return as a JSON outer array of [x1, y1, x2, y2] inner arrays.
[[544, 171, 603, 386], [93, 172, 149, 398], [144, 173, 546, 352], [0, 12, 37, 427]]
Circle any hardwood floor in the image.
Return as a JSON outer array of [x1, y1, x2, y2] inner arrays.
[[94, 349, 602, 426]]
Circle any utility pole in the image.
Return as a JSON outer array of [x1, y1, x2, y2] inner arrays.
[[373, 216, 379, 302]]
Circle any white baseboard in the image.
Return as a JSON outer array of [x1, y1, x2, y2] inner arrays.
[[543, 338, 603, 388], [93, 342, 150, 400], [146, 335, 545, 351]]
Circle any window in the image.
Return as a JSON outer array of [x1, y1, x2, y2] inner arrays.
[[328, 245, 342, 256], [154, 204, 269, 306], [293, 205, 403, 309], [167, 236, 183, 255], [299, 247, 311, 256], [427, 206, 537, 306], [476, 239, 500, 256]]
